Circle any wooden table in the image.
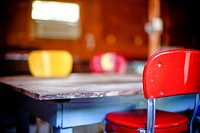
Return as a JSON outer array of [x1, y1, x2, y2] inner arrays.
[[0, 73, 144, 133]]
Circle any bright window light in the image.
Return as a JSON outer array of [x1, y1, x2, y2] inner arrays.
[[32, 1, 80, 23]]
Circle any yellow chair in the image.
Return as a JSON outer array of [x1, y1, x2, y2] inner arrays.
[[28, 50, 73, 77], [28, 50, 73, 132]]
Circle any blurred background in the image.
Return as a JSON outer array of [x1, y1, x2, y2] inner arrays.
[[0, 0, 200, 132], [0, 0, 200, 75]]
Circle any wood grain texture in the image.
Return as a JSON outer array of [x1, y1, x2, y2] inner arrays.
[[0, 73, 143, 100]]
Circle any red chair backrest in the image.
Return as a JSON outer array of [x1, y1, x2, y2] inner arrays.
[[143, 49, 200, 99], [90, 52, 127, 73]]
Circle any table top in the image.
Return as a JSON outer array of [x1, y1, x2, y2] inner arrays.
[[0, 73, 143, 100]]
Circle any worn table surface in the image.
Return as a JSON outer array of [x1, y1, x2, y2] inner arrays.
[[0, 73, 143, 100], [0, 73, 145, 133]]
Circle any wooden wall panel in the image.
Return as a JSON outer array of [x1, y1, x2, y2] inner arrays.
[[1, 0, 149, 61], [161, 0, 200, 50], [5, 1, 30, 48], [96, 0, 148, 60], [0, 0, 199, 63]]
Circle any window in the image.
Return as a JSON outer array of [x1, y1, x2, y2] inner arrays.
[[31, 1, 81, 40]]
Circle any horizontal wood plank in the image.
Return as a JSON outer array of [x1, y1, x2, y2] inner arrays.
[[0, 73, 143, 100]]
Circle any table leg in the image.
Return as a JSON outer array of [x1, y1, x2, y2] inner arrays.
[[53, 126, 73, 133], [16, 109, 29, 133]]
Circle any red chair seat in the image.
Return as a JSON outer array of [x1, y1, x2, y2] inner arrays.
[[106, 109, 188, 133]]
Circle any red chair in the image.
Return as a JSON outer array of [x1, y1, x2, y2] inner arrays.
[[90, 52, 127, 73], [105, 49, 200, 133]]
